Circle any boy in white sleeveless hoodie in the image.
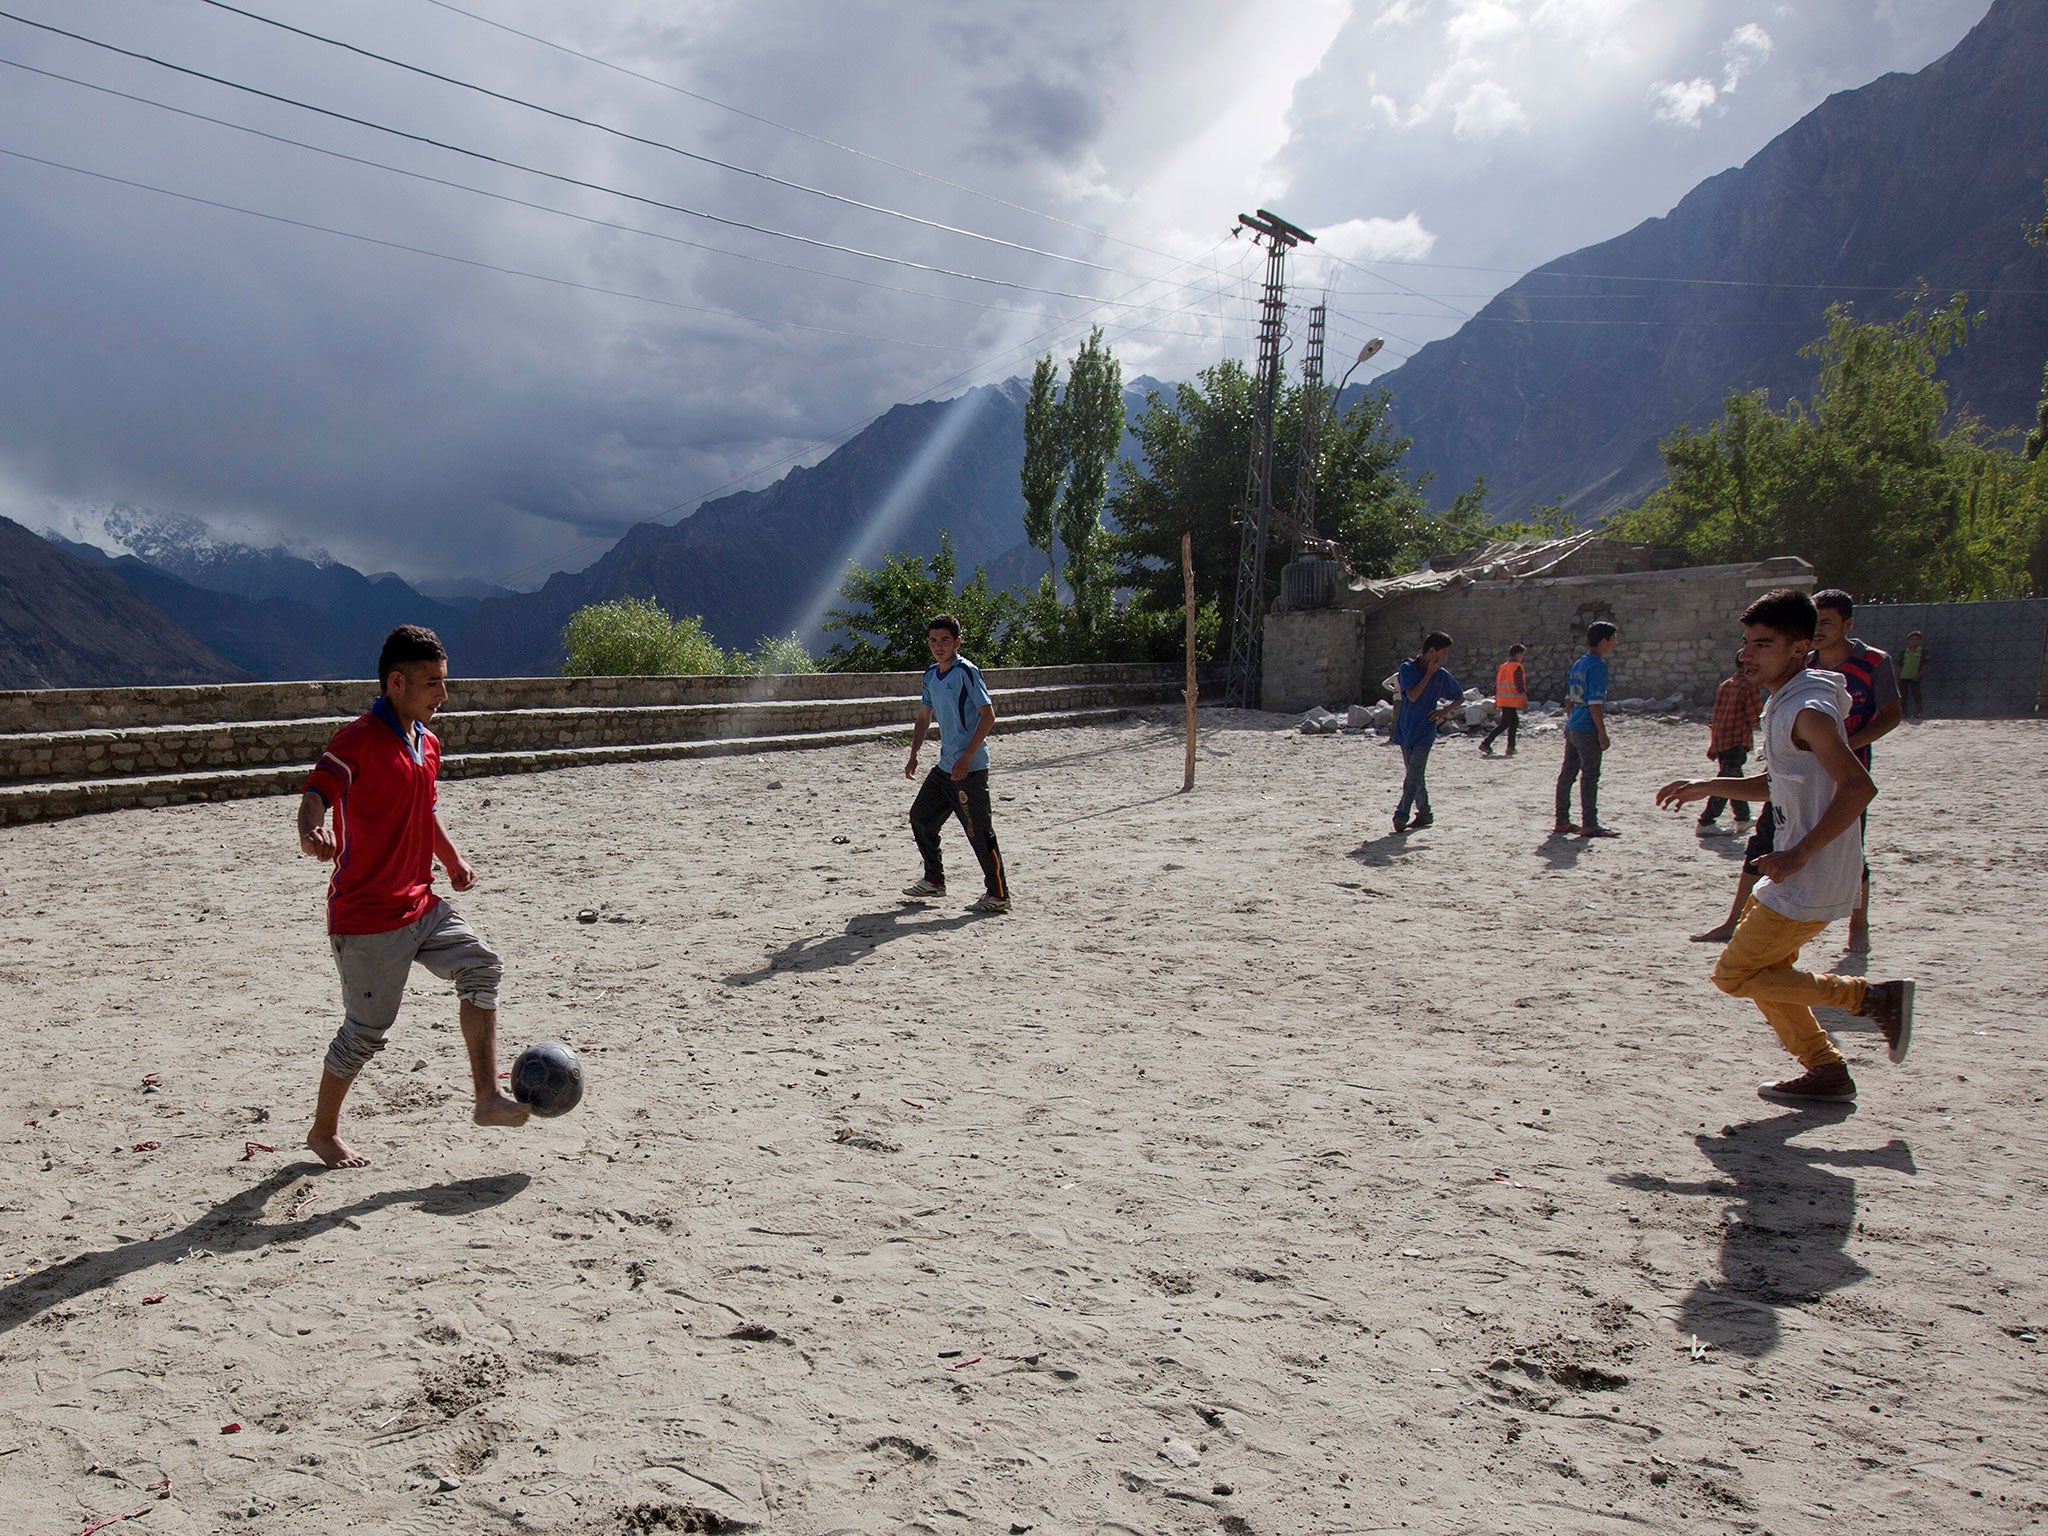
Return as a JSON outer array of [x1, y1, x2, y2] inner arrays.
[[1657, 588, 1915, 1101]]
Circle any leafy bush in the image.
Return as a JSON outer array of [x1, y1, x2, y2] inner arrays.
[[561, 597, 731, 676], [745, 633, 820, 675]]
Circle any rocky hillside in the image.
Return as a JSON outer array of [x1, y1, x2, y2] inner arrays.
[[0, 516, 249, 688], [49, 509, 464, 680], [456, 382, 1035, 675], [1379, 0, 2048, 519]]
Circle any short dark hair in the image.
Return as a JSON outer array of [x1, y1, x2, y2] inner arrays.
[[1813, 588, 1854, 619], [1507, 643, 1525, 657], [1420, 630, 1453, 653], [1586, 621, 1617, 646], [377, 624, 446, 691], [926, 613, 961, 638], [1741, 587, 1817, 640]]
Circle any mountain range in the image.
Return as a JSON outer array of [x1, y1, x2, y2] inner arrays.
[[9, 0, 2041, 686], [1375, 0, 2048, 518]]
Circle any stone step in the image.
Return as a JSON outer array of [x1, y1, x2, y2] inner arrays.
[[0, 706, 1148, 826], [0, 682, 1183, 787], [0, 663, 1183, 733]]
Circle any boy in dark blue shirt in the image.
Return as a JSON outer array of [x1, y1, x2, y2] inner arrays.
[[1391, 630, 1463, 832]]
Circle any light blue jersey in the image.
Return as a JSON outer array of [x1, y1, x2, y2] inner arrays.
[[1566, 652, 1609, 734], [922, 656, 993, 772]]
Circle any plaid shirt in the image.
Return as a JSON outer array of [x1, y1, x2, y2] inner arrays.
[[1707, 674, 1760, 757]]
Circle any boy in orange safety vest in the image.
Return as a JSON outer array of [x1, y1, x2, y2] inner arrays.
[[1478, 643, 1527, 756]]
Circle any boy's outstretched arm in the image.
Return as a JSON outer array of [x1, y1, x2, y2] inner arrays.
[[298, 790, 336, 861], [1656, 772, 1769, 811]]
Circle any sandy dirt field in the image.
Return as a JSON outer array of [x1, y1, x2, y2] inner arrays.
[[1, 709, 2043, 1536]]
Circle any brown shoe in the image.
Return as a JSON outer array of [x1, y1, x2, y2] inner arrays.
[[1758, 1062, 1856, 1103], [1858, 979, 1915, 1064]]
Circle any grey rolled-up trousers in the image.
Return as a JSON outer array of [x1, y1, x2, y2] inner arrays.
[[326, 900, 501, 1079]]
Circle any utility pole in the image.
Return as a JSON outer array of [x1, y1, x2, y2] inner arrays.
[[1225, 209, 1314, 710], [1290, 301, 1328, 553]]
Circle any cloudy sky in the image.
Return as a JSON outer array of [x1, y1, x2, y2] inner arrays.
[[0, 0, 1992, 585]]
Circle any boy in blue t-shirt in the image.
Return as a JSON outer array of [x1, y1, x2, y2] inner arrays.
[[1554, 621, 1619, 837], [902, 613, 1010, 914], [1390, 630, 1464, 832]]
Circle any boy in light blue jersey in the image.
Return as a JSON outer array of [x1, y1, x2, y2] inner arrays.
[[1554, 621, 1619, 837], [902, 613, 1010, 914]]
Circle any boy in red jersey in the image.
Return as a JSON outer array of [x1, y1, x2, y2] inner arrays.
[[296, 626, 527, 1168]]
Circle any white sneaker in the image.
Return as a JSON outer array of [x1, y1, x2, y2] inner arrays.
[[966, 893, 1010, 915], [901, 879, 946, 900]]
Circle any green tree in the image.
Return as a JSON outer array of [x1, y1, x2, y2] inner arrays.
[[1020, 353, 1063, 582], [1610, 289, 2045, 600], [2026, 181, 2048, 463], [1053, 326, 1125, 637], [1109, 360, 1440, 646], [821, 530, 1023, 671], [561, 596, 731, 676]]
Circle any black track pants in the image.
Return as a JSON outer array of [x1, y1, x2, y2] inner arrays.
[[910, 767, 1007, 899]]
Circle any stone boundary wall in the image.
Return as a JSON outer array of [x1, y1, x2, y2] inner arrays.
[[1264, 558, 1815, 713], [0, 663, 1176, 735]]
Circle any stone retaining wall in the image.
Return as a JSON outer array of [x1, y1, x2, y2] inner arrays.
[[0, 664, 1168, 734], [1264, 558, 1816, 713]]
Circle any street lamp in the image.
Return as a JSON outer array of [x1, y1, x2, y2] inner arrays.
[[1333, 337, 1384, 402]]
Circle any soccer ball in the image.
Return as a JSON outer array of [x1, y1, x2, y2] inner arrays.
[[510, 1041, 584, 1118]]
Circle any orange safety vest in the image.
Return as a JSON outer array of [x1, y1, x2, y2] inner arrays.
[[1494, 660, 1527, 709]]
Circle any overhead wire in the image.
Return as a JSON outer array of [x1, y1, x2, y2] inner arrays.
[[0, 51, 1232, 337], [190, 0, 1132, 276], [0, 7, 1228, 308], [0, 143, 981, 351], [414, 0, 1193, 270], [486, 236, 1258, 586]]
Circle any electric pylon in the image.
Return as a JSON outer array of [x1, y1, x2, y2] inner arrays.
[[1225, 209, 1314, 710], [1290, 301, 1328, 552]]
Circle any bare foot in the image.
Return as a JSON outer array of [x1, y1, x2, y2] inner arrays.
[[1845, 927, 1871, 955], [473, 1093, 531, 1128], [305, 1131, 369, 1168], [1690, 925, 1735, 944]]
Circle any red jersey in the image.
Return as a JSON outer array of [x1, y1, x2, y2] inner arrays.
[[303, 697, 441, 936]]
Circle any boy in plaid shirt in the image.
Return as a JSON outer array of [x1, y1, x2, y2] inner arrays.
[[1697, 653, 1761, 836]]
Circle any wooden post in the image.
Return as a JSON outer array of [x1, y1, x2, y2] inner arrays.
[[1182, 531, 1197, 792]]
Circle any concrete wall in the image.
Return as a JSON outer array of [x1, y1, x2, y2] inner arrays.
[[1264, 557, 1815, 713], [1849, 599, 2048, 718]]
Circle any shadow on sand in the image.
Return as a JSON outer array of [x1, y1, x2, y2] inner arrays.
[[1350, 831, 1423, 869], [1612, 1108, 1914, 1357], [0, 1168, 529, 1335], [723, 904, 986, 986]]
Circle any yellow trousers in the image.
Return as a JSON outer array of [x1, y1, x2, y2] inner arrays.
[[1711, 898, 1868, 1069]]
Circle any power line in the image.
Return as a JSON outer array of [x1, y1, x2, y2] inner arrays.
[[487, 237, 1257, 587], [191, 0, 1130, 277], [0, 51, 1234, 337], [415, 0, 1164, 262], [0, 142, 976, 351], [1317, 259, 2048, 299], [0, 7, 1221, 306]]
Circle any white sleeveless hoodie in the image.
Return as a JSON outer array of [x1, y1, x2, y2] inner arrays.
[[1754, 667, 1864, 923]]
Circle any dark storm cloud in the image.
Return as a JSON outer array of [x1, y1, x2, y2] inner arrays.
[[0, 0, 2002, 585]]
